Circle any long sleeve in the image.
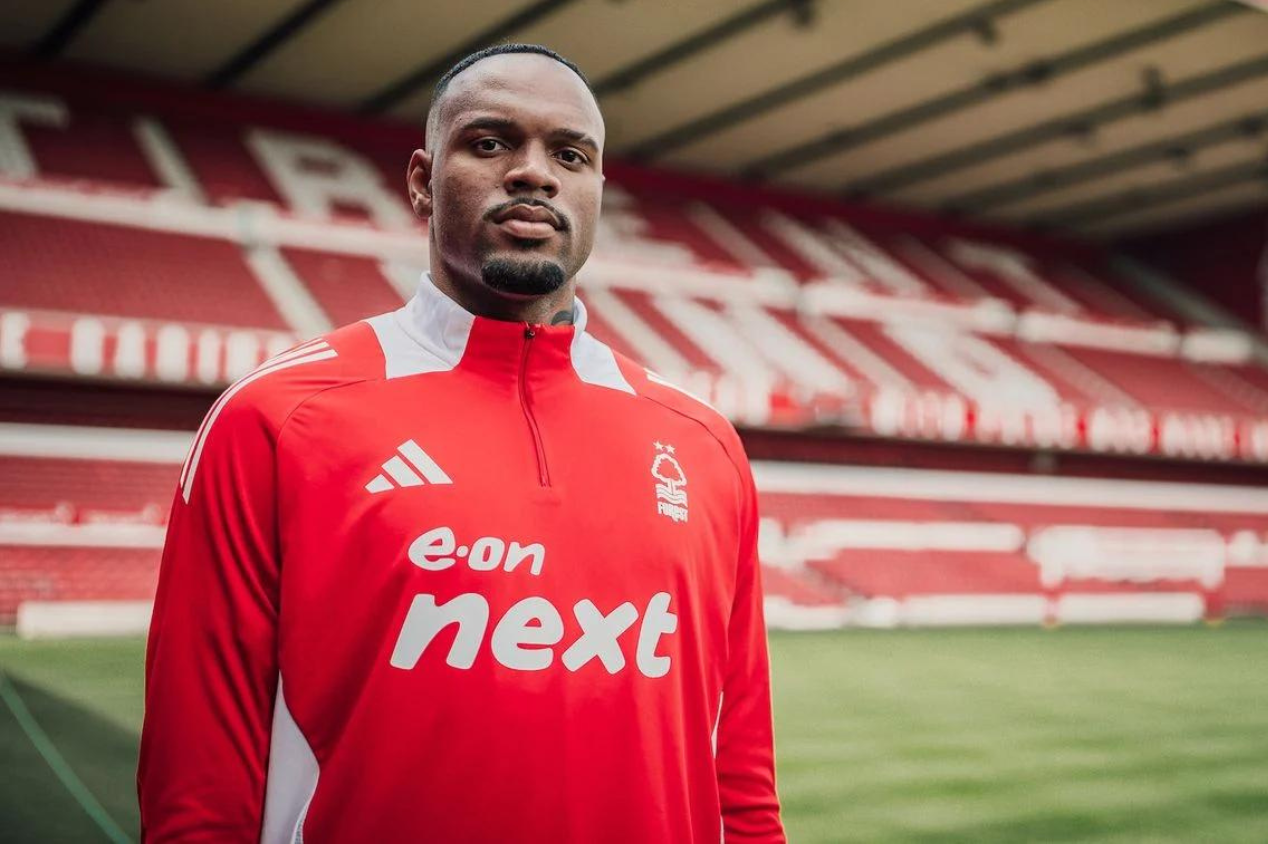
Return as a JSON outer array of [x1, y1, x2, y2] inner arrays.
[[138, 393, 282, 842], [716, 460, 786, 842]]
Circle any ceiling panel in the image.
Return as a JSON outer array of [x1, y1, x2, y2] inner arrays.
[[235, 0, 529, 105], [0, 0, 81, 51], [64, 0, 309, 81], [891, 69, 1268, 206], [383, 0, 757, 123], [506, 0, 758, 83], [1010, 140, 1268, 220], [1082, 179, 1268, 237], [595, 0, 987, 153], [9, 0, 1262, 237], [657, 34, 1018, 174], [661, 0, 1195, 173], [775, 6, 1266, 193], [921, 75, 1268, 213]]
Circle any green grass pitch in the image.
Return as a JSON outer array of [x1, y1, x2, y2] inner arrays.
[[1, 625, 1266, 842]]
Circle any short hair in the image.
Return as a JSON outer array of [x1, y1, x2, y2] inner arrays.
[[425, 43, 595, 146], [433, 43, 592, 106]]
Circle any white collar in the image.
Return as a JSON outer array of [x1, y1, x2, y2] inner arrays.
[[364, 271, 631, 394]]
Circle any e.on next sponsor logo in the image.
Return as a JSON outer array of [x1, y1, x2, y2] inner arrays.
[[389, 526, 678, 678]]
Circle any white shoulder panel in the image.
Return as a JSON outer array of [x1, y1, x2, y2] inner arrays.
[[571, 332, 634, 394], [364, 274, 476, 379], [364, 299, 467, 379]]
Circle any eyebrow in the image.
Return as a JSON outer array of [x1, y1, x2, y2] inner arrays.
[[457, 116, 516, 135], [553, 127, 600, 153], [457, 116, 600, 153]]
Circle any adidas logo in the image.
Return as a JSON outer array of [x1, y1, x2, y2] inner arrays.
[[365, 440, 453, 493]]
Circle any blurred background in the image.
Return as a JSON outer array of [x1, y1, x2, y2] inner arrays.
[[2, 0, 1268, 841]]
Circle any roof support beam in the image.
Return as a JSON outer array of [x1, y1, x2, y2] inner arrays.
[[741, 2, 1243, 180], [32, 0, 110, 59], [619, 0, 1048, 162], [845, 52, 1268, 198], [206, 0, 347, 89], [358, 0, 577, 116], [944, 110, 1268, 214], [593, 0, 810, 97], [1030, 155, 1268, 229]]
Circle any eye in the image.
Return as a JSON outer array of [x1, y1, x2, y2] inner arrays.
[[555, 148, 589, 167], [472, 137, 508, 153]]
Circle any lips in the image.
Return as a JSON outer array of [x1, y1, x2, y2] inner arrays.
[[492, 204, 560, 239]]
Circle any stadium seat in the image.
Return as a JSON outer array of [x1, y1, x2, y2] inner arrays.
[[0, 212, 289, 329]]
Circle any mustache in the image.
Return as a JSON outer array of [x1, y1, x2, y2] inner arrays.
[[486, 198, 570, 232]]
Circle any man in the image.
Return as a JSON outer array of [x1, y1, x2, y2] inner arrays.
[[139, 43, 785, 842]]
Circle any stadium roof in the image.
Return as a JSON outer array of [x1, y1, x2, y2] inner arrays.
[[4, 0, 1267, 238]]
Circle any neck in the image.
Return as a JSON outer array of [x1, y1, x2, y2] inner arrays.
[[429, 259, 578, 325]]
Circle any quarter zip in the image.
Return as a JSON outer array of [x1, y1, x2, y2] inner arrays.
[[519, 325, 551, 487]]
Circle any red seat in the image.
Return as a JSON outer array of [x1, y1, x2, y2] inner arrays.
[[0, 211, 288, 329], [281, 248, 407, 327]]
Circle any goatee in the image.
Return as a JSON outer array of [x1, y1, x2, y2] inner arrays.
[[481, 258, 567, 297]]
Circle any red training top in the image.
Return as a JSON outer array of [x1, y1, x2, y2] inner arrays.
[[138, 273, 785, 842]]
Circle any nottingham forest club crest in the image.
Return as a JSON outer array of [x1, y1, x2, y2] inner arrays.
[[651, 442, 688, 524]]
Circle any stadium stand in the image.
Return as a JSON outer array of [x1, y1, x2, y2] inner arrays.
[[0, 454, 175, 512], [3, 65, 1268, 632], [1, 212, 289, 329], [280, 248, 412, 329], [1123, 209, 1268, 326], [757, 464, 1268, 627], [0, 425, 185, 628], [4, 424, 1268, 631]]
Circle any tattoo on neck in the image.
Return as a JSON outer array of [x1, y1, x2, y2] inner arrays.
[[550, 309, 575, 326]]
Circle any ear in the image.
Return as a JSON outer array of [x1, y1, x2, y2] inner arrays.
[[406, 148, 433, 220]]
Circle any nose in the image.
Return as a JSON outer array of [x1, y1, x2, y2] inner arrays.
[[503, 143, 560, 198]]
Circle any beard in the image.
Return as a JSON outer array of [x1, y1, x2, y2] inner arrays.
[[480, 256, 567, 297]]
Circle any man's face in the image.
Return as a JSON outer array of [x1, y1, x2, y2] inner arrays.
[[409, 54, 605, 302]]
